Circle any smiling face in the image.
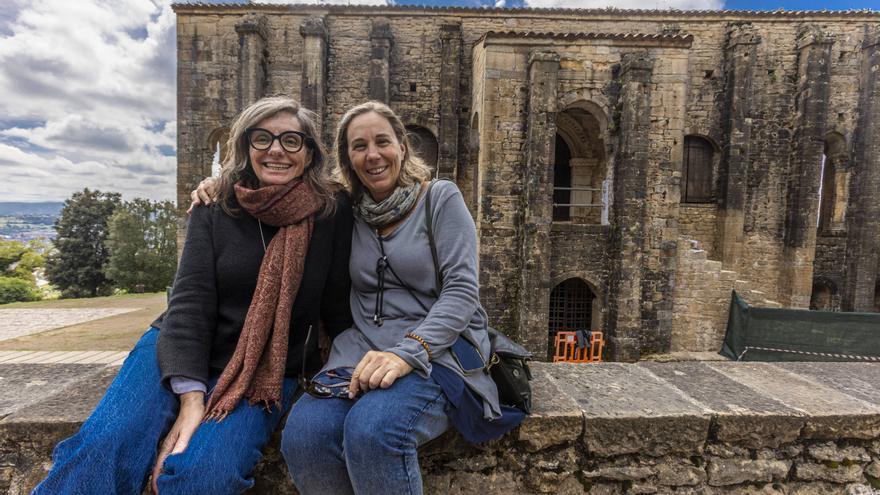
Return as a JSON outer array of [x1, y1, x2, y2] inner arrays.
[[346, 111, 406, 202], [248, 112, 312, 187]]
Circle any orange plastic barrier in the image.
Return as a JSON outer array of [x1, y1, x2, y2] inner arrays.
[[552, 330, 604, 363]]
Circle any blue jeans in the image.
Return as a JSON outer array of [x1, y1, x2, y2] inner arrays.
[[33, 328, 297, 495], [281, 371, 450, 495]]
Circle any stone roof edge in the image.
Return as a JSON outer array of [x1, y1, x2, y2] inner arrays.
[[171, 3, 880, 19], [477, 31, 695, 47]]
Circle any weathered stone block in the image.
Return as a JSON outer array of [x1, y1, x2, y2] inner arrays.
[[517, 364, 583, 452], [706, 458, 791, 486], [795, 462, 864, 483], [653, 458, 706, 486], [582, 465, 654, 481], [807, 442, 872, 463]]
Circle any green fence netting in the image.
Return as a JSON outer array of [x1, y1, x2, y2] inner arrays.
[[719, 291, 880, 362]]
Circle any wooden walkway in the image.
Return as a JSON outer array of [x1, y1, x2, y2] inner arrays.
[[0, 350, 127, 365]]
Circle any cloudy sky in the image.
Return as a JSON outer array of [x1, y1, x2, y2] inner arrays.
[[0, 0, 875, 203]]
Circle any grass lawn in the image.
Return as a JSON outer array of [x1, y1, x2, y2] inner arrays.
[[0, 292, 167, 351]]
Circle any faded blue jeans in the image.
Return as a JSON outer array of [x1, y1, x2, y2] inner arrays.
[[281, 371, 450, 495], [32, 328, 297, 495]]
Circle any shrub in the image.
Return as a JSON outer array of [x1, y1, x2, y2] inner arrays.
[[0, 276, 38, 304]]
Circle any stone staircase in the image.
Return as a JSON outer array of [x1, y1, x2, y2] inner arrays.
[[672, 238, 782, 352]]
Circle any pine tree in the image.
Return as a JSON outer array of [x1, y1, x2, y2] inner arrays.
[[45, 189, 121, 298]]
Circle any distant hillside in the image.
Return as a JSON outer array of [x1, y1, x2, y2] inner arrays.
[[0, 203, 63, 241], [0, 202, 64, 216]]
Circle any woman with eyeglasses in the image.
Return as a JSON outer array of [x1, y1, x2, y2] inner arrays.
[[278, 101, 524, 494], [33, 97, 352, 495]]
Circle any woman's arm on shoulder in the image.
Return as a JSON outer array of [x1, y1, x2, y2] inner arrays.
[[156, 205, 219, 388], [320, 192, 354, 339]]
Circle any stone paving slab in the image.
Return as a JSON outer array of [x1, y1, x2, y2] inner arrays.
[[707, 362, 880, 440], [547, 363, 711, 457], [0, 364, 109, 418], [639, 361, 806, 448], [5, 366, 118, 424], [778, 362, 880, 407], [0, 308, 139, 342], [515, 363, 582, 452]]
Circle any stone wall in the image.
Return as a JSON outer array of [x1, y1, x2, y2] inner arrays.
[[679, 204, 718, 259], [6, 361, 880, 494], [173, 4, 880, 358], [671, 238, 734, 352]]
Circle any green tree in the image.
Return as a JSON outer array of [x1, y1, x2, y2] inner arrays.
[[0, 240, 45, 302], [46, 189, 121, 297], [105, 198, 178, 292], [0, 240, 28, 275]]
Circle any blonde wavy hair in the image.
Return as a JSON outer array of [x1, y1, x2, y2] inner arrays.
[[215, 96, 340, 218], [333, 101, 432, 201]]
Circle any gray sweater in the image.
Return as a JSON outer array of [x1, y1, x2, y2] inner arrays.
[[323, 181, 501, 419]]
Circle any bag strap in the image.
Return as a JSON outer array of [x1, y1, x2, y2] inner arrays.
[[424, 178, 443, 294]]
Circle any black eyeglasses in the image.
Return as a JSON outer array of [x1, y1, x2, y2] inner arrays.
[[245, 127, 311, 153], [299, 368, 359, 399], [299, 325, 360, 400]]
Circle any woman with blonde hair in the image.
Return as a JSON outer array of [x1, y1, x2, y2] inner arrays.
[[280, 101, 524, 494], [33, 96, 353, 495]]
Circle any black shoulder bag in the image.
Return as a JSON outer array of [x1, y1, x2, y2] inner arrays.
[[423, 180, 533, 414]]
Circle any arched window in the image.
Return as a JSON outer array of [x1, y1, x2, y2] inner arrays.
[[553, 135, 572, 221], [405, 125, 438, 172], [681, 136, 714, 203], [207, 128, 230, 176], [547, 278, 596, 357], [810, 277, 839, 312], [818, 133, 848, 232]]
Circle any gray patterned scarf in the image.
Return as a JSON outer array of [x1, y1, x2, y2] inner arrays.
[[355, 182, 421, 228]]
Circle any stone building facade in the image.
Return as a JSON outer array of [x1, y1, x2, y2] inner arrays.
[[173, 4, 880, 361]]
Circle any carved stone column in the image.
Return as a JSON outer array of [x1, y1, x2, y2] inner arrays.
[[368, 20, 393, 104], [842, 29, 880, 312], [235, 15, 268, 111], [438, 23, 462, 179], [300, 17, 328, 132], [607, 54, 654, 362], [716, 24, 760, 269], [778, 26, 834, 308], [517, 50, 560, 357]]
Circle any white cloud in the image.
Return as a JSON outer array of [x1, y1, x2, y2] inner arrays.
[[524, 0, 723, 9], [0, 142, 175, 201], [0, 0, 177, 202]]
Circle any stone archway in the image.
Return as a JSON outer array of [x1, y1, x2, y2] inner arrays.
[[810, 277, 838, 311], [818, 132, 848, 233], [553, 103, 608, 224], [405, 125, 438, 171], [207, 127, 230, 171], [547, 277, 601, 358]]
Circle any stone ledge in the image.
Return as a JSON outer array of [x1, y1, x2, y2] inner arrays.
[[2, 361, 880, 494]]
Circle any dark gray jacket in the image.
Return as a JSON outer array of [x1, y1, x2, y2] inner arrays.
[[154, 193, 353, 388]]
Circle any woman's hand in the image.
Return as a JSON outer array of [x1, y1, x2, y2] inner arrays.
[[187, 177, 218, 214], [349, 351, 413, 399], [150, 391, 205, 493]]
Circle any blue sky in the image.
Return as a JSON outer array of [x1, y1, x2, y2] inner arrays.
[[0, 0, 876, 202]]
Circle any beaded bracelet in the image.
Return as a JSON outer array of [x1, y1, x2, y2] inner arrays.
[[404, 333, 433, 360]]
